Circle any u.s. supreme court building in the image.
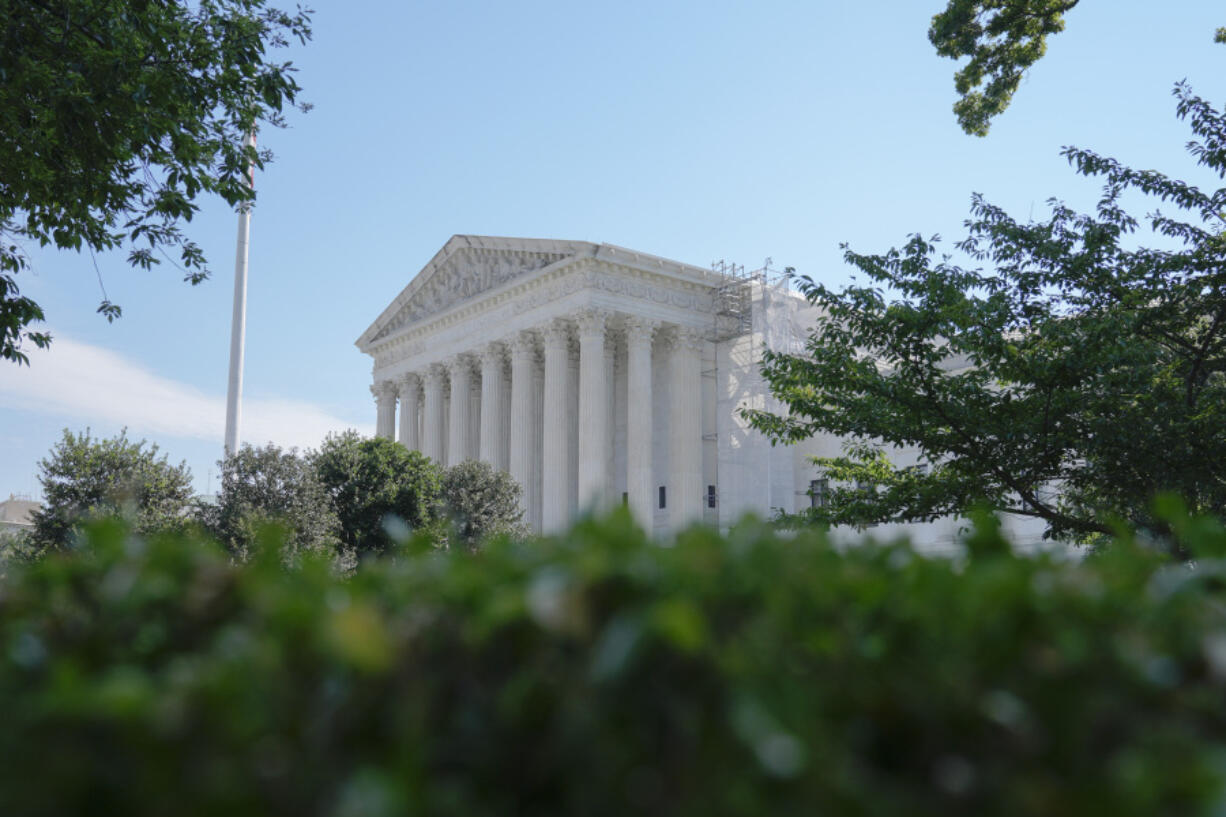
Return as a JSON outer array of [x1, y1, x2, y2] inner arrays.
[[357, 235, 1045, 551]]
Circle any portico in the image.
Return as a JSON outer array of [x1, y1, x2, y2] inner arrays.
[[367, 308, 706, 534], [358, 235, 1057, 551], [356, 235, 735, 535]]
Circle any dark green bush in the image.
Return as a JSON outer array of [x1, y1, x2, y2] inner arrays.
[[2, 509, 1226, 816], [313, 431, 443, 557], [29, 428, 194, 554], [439, 459, 529, 548], [200, 443, 341, 564]]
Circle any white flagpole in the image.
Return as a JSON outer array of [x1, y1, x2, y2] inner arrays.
[[224, 130, 256, 458]]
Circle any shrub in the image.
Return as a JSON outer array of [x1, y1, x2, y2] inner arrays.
[[2, 509, 1226, 815], [439, 459, 528, 548], [28, 428, 194, 553], [200, 443, 341, 564], [313, 431, 443, 556]]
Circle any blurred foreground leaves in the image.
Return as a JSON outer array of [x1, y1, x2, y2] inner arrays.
[[4, 509, 1226, 815]]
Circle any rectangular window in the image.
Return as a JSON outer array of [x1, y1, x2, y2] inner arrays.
[[658, 486, 667, 509], [856, 479, 878, 527], [707, 485, 717, 509], [622, 491, 628, 506], [809, 478, 829, 509]]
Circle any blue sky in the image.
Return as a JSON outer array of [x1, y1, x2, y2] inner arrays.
[[1, 0, 1222, 498]]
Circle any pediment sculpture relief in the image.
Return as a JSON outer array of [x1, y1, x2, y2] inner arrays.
[[375, 249, 567, 341]]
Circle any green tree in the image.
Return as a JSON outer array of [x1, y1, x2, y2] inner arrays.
[[313, 431, 443, 557], [930, 3, 1226, 136], [929, 0, 1078, 136], [0, 0, 311, 364], [201, 443, 340, 563], [439, 460, 528, 549], [28, 428, 194, 552], [746, 83, 1226, 542]]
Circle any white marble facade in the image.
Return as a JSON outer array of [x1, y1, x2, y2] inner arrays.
[[357, 236, 733, 536], [358, 235, 1048, 549]]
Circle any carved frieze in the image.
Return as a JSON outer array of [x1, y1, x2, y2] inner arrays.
[[374, 249, 566, 342], [372, 259, 720, 371], [509, 269, 714, 317]]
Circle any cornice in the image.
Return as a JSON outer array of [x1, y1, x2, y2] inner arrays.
[[357, 236, 736, 356], [366, 259, 717, 370]]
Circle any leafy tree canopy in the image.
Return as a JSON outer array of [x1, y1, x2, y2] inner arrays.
[[440, 460, 528, 550], [313, 431, 443, 557], [0, 0, 311, 364], [929, 0, 1078, 136], [28, 428, 194, 552], [931, 3, 1222, 135], [746, 83, 1226, 544], [201, 443, 340, 564], [6, 507, 1226, 814]]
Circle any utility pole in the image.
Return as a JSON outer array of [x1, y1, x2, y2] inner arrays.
[[224, 130, 256, 458]]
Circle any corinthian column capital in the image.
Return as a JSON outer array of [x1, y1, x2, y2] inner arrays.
[[673, 324, 705, 354], [574, 307, 611, 338], [541, 318, 572, 350], [447, 352, 477, 377], [398, 372, 421, 396], [424, 362, 447, 388], [623, 315, 660, 344], [480, 341, 507, 368], [509, 330, 539, 363], [371, 380, 398, 402]]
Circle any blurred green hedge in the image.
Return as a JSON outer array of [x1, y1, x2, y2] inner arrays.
[[3, 509, 1226, 816]]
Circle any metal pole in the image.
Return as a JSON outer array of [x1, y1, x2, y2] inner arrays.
[[224, 130, 256, 458]]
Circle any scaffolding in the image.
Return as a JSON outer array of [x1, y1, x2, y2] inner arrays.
[[709, 259, 752, 342], [708, 257, 791, 342], [702, 257, 792, 522]]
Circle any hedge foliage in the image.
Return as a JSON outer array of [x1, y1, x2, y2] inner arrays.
[[3, 508, 1226, 815]]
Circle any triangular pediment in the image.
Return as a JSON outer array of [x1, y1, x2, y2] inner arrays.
[[357, 235, 596, 349]]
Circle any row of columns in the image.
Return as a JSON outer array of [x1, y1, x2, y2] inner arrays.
[[371, 309, 705, 533]]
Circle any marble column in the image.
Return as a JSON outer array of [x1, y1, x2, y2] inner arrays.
[[576, 308, 611, 513], [567, 340, 579, 517], [421, 364, 446, 463], [541, 320, 572, 533], [398, 373, 421, 451], [604, 332, 616, 505], [531, 349, 545, 531], [624, 316, 658, 530], [478, 343, 507, 467], [509, 332, 537, 526], [372, 380, 397, 440], [447, 355, 475, 466], [468, 379, 481, 463], [669, 325, 705, 529]]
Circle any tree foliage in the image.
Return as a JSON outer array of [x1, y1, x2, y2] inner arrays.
[[440, 460, 528, 549], [929, 0, 1077, 136], [28, 428, 194, 552], [0, 0, 311, 364], [313, 431, 442, 557], [5, 509, 1226, 814], [201, 443, 339, 563], [747, 83, 1226, 543]]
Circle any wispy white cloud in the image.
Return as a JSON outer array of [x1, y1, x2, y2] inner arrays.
[[0, 337, 367, 450]]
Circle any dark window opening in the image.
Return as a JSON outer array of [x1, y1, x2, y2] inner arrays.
[[856, 479, 878, 527], [658, 486, 667, 509], [810, 478, 829, 509]]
